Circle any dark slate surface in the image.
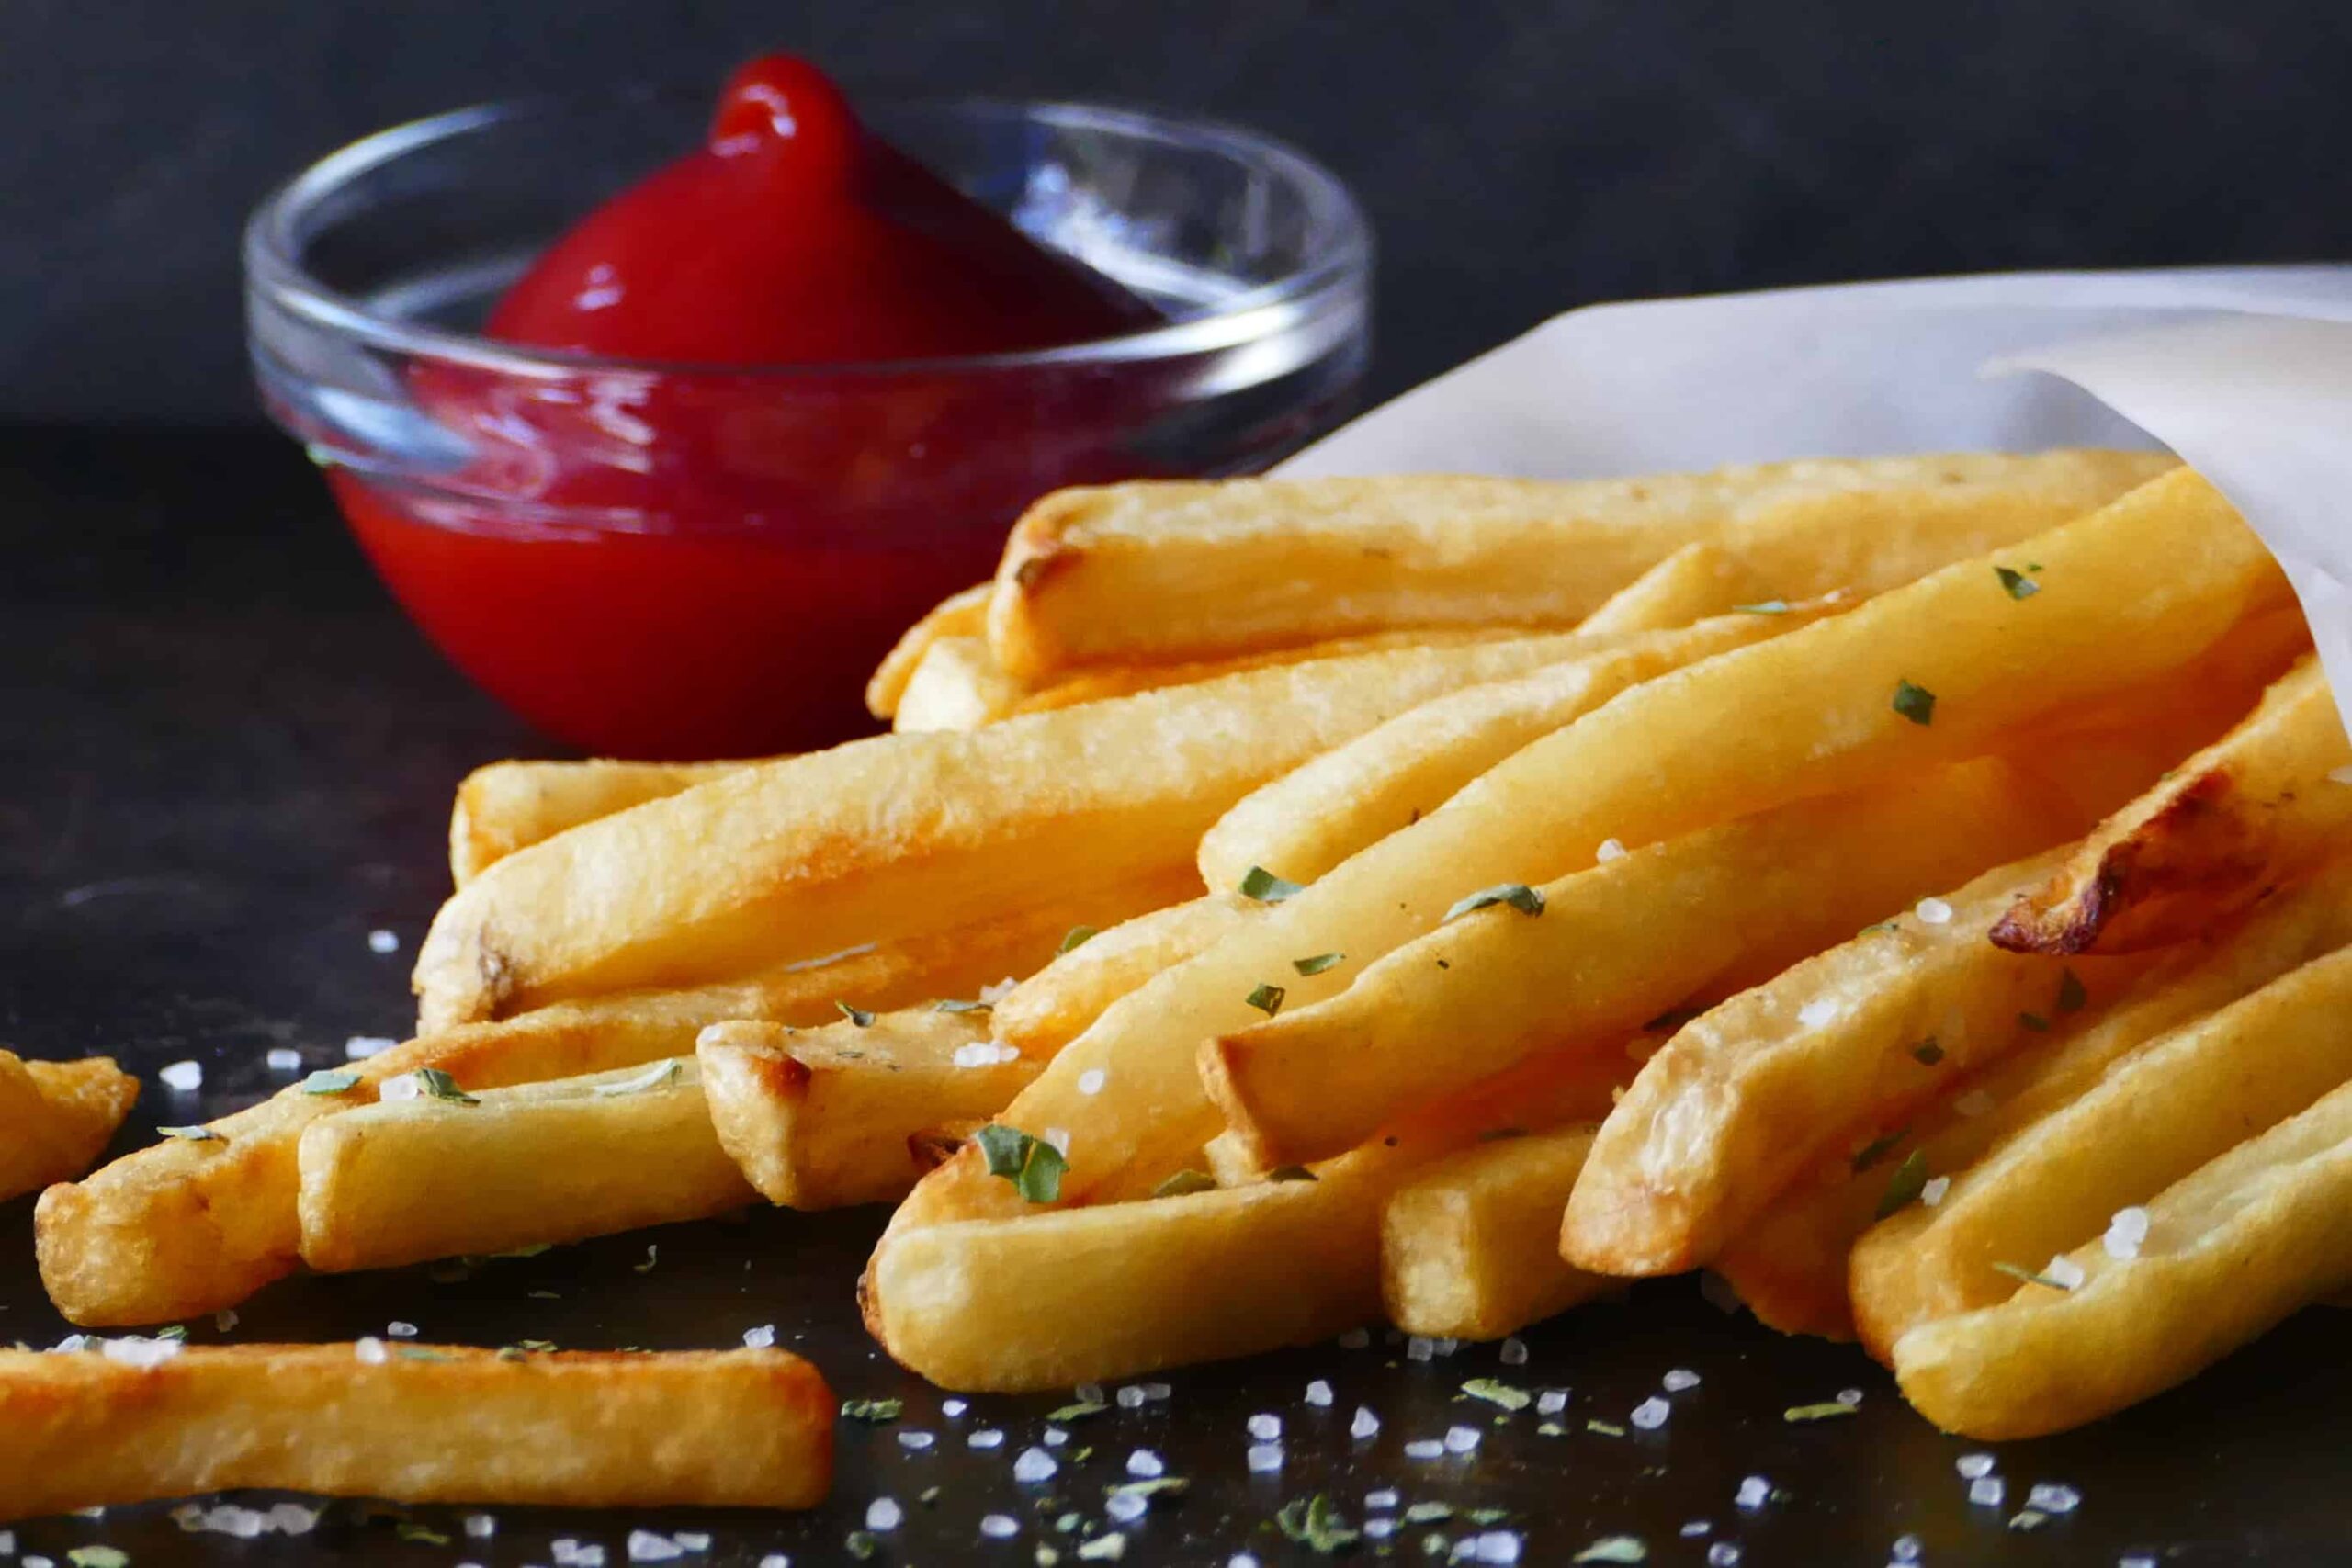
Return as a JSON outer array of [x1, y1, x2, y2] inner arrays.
[[6, 428, 2352, 1564]]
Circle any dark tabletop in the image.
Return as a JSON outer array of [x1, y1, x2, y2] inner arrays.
[[5, 428, 2350, 1566]]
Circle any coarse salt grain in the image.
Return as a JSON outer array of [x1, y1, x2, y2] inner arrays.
[[2120, 1557, 2157, 1568], [1107, 1493, 1148, 1524], [1498, 1337, 1529, 1366], [952, 1042, 1019, 1067], [1247, 1443, 1283, 1473], [978, 977, 1019, 1004], [1681, 1520, 1712, 1537], [942, 1398, 967, 1416], [1249, 1413, 1283, 1439], [2027, 1482, 2082, 1514], [0, 1530, 13, 1553], [345, 1035, 396, 1059], [1537, 1390, 1568, 1416], [1596, 838, 1626, 863], [1351, 1406, 1381, 1439], [1305, 1379, 1334, 1406], [1043, 1126, 1071, 1156], [1012, 1447, 1057, 1483], [1078, 1068, 1106, 1095], [1662, 1368, 1701, 1392], [1970, 1477, 2007, 1506], [368, 928, 400, 953], [102, 1336, 184, 1369], [758, 1557, 788, 1568], [980, 1515, 1018, 1539], [969, 1428, 1005, 1450], [1797, 999, 1839, 1029], [1230, 1557, 1261, 1568], [1143, 1382, 1171, 1400], [898, 1430, 933, 1451], [1708, 1545, 1743, 1567], [1366, 1489, 1399, 1510], [1405, 1438, 1445, 1460], [354, 1337, 388, 1365], [1736, 1475, 1771, 1509], [159, 1060, 202, 1091], [1364, 1519, 1396, 1540], [1891, 1533, 1922, 1562], [1444, 1425, 1481, 1453], [386, 1321, 418, 1338], [1406, 1336, 1436, 1362], [266, 1047, 303, 1072], [741, 1324, 776, 1348], [865, 1497, 902, 1531], [2104, 1206, 2151, 1260], [1837, 1387, 1864, 1406], [378, 1073, 423, 1102], [1126, 1449, 1164, 1478], [465, 1515, 496, 1538], [1914, 897, 1953, 925], [628, 1530, 684, 1562], [673, 1546, 709, 1560], [1631, 1396, 1670, 1429], [1043, 1427, 1069, 1447], [1958, 1452, 1996, 1478], [1117, 1384, 1148, 1408], [270, 1504, 319, 1536], [2042, 1254, 2088, 1290], [1473, 1531, 1521, 1563], [1921, 1175, 1952, 1207]]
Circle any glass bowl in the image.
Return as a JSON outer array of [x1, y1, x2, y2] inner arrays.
[[245, 87, 1374, 758]]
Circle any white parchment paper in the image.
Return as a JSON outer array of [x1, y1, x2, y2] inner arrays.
[[1282, 265, 2352, 724]]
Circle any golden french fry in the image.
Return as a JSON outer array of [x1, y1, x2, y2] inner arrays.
[[1893, 1074, 2352, 1439], [38, 883, 1159, 1328], [1991, 658, 2352, 954], [867, 581, 991, 720], [1198, 603, 1829, 892], [985, 452, 2176, 678], [865, 1053, 1614, 1390], [698, 1012, 1035, 1209], [1852, 927, 2352, 1357], [449, 759, 749, 886], [991, 896, 1256, 1056], [1005, 627, 1531, 720], [890, 634, 1033, 732], [296, 1058, 753, 1272], [1382, 1125, 1612, 1340], [0, 1054, 137, 1203], [1204, 753, 2090, 1169], [415, 633, 1593, 1027], [1717, 859, 2352, 1339], [0, 1345, 832, 1517], [896, 468, 2290, 1229], [1573, 541, 1776, 637]]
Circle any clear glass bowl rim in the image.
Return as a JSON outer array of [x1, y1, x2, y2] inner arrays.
[[244, 85, 1374, 382]]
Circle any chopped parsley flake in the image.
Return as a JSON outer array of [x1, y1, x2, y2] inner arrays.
[[841, 1397, 903, 1422], [844, 1529, 878, 1560], [1893, 680, 1937, 726], [67, 1550, 130, 1568], [2018, 1011, 2051, 1032], [1274, 1494, 1359, 1554], [1850, 1127, 1909, 1172], [1265, 1165, 1318, 1183], [2056, 968, 2088, 1014], [1461, 1377, 1532, 1412], [1238, 866, 1306, 903], [301, 1069, 361, 1095], [1444, 883, 1545, 922], [1402, 1503, 1453, 1524], [1058, 926, 1099, 955], [1912, 1038, 1945, 1066], [933, 998, 991, 1013], [394, 1523, 450, 1545], [835, 1000, 876, 1027], [1992, 1260, 2075, 1291], [1572, 1536, 1648, 1562], [1784, 1402, 1860, 1422], [1107, 1477, 1190, 1498], [157, 1125, 221, 1142], [1996, 566, 2041, 600], [1586, 1419, 1627, 1437], [413, 1067, 477, 1105], [975, 1123, 1068, 1203], [1245, 983, 1287, 1016], [1151, 1170, 1217, 1199], [1047, 1399, 1109, 1422], [1875, 1149, 1930, 1219], [1644, 1005, 1703, 1033], [1292, 952, 1345, 976]]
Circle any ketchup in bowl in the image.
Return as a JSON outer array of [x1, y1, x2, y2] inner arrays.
[[252, 62, 1373, 756]]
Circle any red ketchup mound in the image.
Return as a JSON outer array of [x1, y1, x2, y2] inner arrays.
[[340, 54, 1162, 758]]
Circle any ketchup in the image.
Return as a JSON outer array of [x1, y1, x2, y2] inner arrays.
[[340, 55, 1162, 758]]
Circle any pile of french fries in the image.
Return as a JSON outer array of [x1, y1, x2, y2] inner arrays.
[[16, 444, 2352, 1520]]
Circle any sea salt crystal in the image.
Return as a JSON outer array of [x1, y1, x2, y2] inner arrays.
[[1405, 1439, 1446, 1460], [0, 1530, 14, 1554], [897, 1430, 934, 1451], [1117, 1384, 1148, 1408], [1472, 1531, 1521, 1563], [1891, 1533, 1922, 1562], [1364, 1519, 1396, 1540], [2042, 1255, 2088, 1290], [1366, 1490, 1400, 1510], [1107, 1493, 1148, 1524], [759, 1557, 789, 1568], [1837, 1387, 1864, 1406], [1043, 1427, 1069, 1447], [1247, 1443, 1283, 1472], [465, 1515, 497, 1539], [2104, 1206, 2151, 1260], [2027, 1483, 2082, 1515], [1537, 1390, 1568, 1416], [1229, 1557, 1261, 1568], [266, 1047, 303, 1072], [741, 1324, 776, 1348], [1351, 1406, 1381, 1439], [628, 1530, 684, 1562], [1970, 1477, 2007, 1507], [1012, 1447, 1057, 1483], [1498, 1337, 1529, 1366], [1914, 897, 1953, 925], [1406, 1336, 1436, 1362], [1958, 1453, 1996, 1479], [978, 977, 1019, 1004], [1797, 999, 1839, 1029], [1708, 1545, 1744, 1567], [159, 1060, 202, 1091], [1305, 1379, 1334, 1406], [1736, 1475, 1771, 1509], [1631, 1397, 1670, 1429], [386, 1321, 418, 1338], [354, 1337, 388, 1365], [865, 1497, 902, 1531], [673, 1537, 709, 1554], [1043, 1126, 1072, 1156], [942, 1398, 967, 1417], [1143, 1382, 1172, 1401], [368, 929, 400, 953], [1339, 1327, 1372, 1348], [1662, 1369, 1701, 1393], [1079, 1069, 1107, 1095], [1921, 1175, 1952, 1207], [1680, 1520, 1712, 1537], [1126, 1449, 1164, 1478], [952, 1042, 1022, 1067], [980, 1515, 1019, 1540], [1596, 838, 1626, 863], [1249, 1413, 1283, 1440], [969, 1428, 1005, 1450], [378, 1072, 423, 1102], [1077, 1382, 1106, 1403], [270, 1504, 319, 1536], [2120, 1556, 2157, 1568], [102, 1336, 184, 1369], [345, 1035, 396, 1059], [1444, 1425, 1481, 1453]]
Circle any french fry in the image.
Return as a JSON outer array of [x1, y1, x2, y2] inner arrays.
[[1003, 626, 1530, 721], [1573, 541, 1776, 636], [1560, 843, 2163, 1278], [414, 632, 1596, 1026], [867, 581, 990, 720], [1718, 860, 2352, 1339], [1893, 1075, 2352, 1440], [1197, 603, 1831, 892], [990, 896, 1257, 1056], [865, 1053, 1616, 1390], [39, 883, 1166, 1327], [986, 451, 2176, 678], [1382, 1125, 1612, 1340], [897, 468, 2290, 1227], [0, 1054, 137, 1203], [1991, 657, 2352, 954], [449, 759, 747, 886], [698, 1012, 1035, 1209], [1204, 752, 2092, 1170], [891, 634, 1033, 731], [0, 1345, 832, 1517], [1851, 933, 2352, 1359], [296, 1058, 755, 1271]]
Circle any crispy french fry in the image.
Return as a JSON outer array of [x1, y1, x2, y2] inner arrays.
[[891, 634, 1033, 732], [1573, 541, 1776, 636], [1725, 857, 2352, 1342], [415, 633, 1594, 1027], [297, 1058, 754, 1271], [867, 581, 991, 720], [1198, 603, 1830, 891], [1893, 1075, 2352, 1439], [1852, 930, 2352, 1358], [865, 1053, 1616, 1390], [1204, 752, 2092, 1170], [991, 896, 1256, 1056], [0, 1345, 831, 1517], [0, 1054, 137, 1203], [1560, 843, 2163, 1278], [449, 759, 747, 886], [1382, 1125, 1612, 1340], [986, 451, 2176, 678], [39, 883, 1166, 1327], [1991, 658, 2352, 954], [1003, 626, 1530, 721], [698, 1013, 1035, 1209]]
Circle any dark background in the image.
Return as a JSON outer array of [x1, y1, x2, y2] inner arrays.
[[6, 0, 2347, 428]]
